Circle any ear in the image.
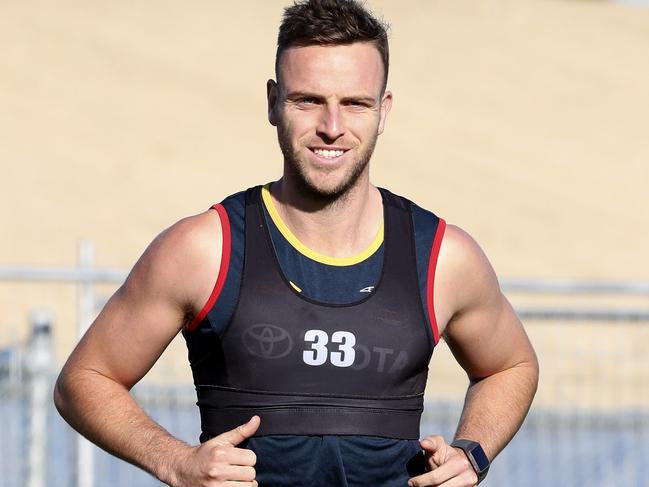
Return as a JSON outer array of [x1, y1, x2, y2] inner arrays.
[[267, 79, 279, 126], [377, 90, 392, 135]]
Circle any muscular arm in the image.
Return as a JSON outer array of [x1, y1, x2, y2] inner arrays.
[[53, 210, 258, 485], [439, 225, 539, 459], [410, 225, 539, 486]]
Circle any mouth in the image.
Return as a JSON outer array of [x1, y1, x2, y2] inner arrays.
[[309, 147, 350, 161]]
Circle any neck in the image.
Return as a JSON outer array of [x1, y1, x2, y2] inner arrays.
[[269, 176, 383, 259]]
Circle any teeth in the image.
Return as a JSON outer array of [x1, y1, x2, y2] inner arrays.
[[313, 149, 344, 159]]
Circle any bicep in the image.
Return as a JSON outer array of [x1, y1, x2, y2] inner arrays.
[[61, 212, 221, 389], [444, 293, 533, 381], [437, 226, 535, 381], [66, 278, 186, 389]]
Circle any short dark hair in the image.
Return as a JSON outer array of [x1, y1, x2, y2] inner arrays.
[[276, 0, 390, 92]]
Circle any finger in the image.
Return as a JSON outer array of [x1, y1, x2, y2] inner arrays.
[[218, 465, 256, 482], [222, 481, 258, 487], [409, 455, 476, 487], [409, 472, 435, 487], [431, 469, 478, 487], [222, 447, 257, 467], [210, 416, 261, 447], [410, 475, 474, 487], [420, 435, 445, 454], [420, 435, 447, 470]]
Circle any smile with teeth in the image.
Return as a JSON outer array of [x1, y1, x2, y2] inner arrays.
[[312, 148, 346, 159]]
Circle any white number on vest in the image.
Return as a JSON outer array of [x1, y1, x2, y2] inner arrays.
[[303, 330, 356, 367]]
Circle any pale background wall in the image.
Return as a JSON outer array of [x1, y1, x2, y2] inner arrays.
[[1, 1, 648, 390]]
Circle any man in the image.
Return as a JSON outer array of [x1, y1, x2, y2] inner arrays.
[[54, 0, 538, 486]]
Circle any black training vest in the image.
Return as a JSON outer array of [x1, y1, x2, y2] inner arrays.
[[192, 186, 433, 439]]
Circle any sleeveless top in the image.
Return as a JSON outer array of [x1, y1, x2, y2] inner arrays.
[[184, 185, 446, 439], [183, 185, 445, 487]]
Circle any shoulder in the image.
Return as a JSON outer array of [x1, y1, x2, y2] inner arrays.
[[154, 209, 223, 273], [139, 187, 251, 283], [435, 224, 502, 334], [123, 207, 224, 325], [439, 224, 493, 277]]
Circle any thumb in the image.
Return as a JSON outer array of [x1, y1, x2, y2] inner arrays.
[[210, 416, 261, 447], [420, 436, 447, 469]]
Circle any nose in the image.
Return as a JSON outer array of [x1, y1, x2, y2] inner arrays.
[[316, 103, 345, 141]]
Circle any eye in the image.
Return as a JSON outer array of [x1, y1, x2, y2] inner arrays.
[[345, 100, 371, 110], [296, 97, 318, 107]]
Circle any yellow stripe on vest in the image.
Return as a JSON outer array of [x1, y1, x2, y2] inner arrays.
[[261, 184, 384, 267]]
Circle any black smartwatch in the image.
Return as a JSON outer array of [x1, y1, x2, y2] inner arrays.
[[450, 439, 490, 484]]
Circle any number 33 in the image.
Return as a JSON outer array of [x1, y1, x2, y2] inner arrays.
[[303, 329, 356, 367]]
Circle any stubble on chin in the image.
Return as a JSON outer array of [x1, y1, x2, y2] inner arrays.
[[276, 123, 377, 206]]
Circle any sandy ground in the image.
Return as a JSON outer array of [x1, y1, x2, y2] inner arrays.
[[1, 0, 648, 408]]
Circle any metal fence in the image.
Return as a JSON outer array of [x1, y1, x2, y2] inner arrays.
[[1, 242, 648, 487]]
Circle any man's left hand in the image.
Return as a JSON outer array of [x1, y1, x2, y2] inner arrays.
[[408, 435, 478, 487]]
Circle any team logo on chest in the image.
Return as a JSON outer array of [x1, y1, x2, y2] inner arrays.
[[242, 324, 294, 359]]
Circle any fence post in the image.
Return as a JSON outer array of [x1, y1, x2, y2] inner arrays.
[[76, 240, 95, 487], [26, 309, 53, 487]]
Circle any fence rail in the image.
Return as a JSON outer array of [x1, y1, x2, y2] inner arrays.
[[0, 266, 128, 283], [3, 263, 649, 295], [501, 278, 649, 295]]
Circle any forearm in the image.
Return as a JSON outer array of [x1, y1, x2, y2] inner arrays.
[[453, 360, 539, 460], [54, 369, 191, 485]]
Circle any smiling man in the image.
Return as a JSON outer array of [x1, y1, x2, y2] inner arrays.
[[271, 40, 391, 203], [54, 1, 538, 486]]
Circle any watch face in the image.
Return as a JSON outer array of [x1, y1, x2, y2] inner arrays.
[[470, 444, 489, 471]]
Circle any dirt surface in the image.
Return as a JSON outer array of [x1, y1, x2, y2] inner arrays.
[[1, 1, 648, 406]]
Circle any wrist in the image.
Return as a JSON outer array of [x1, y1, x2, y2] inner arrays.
[[155, 441, 194, 486], [450, 439, 490, 484]]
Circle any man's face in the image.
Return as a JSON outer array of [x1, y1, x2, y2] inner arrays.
[[268, 42, 392, 200]]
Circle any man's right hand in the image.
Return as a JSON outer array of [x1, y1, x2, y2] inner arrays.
[[170, 416, 260, 487]]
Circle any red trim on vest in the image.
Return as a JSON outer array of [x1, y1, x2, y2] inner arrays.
[[187, 204, 231, 331], [426, 219, 446, 344]]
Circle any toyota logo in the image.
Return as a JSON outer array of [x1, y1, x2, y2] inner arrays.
[[242, 324, 293, 359]]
